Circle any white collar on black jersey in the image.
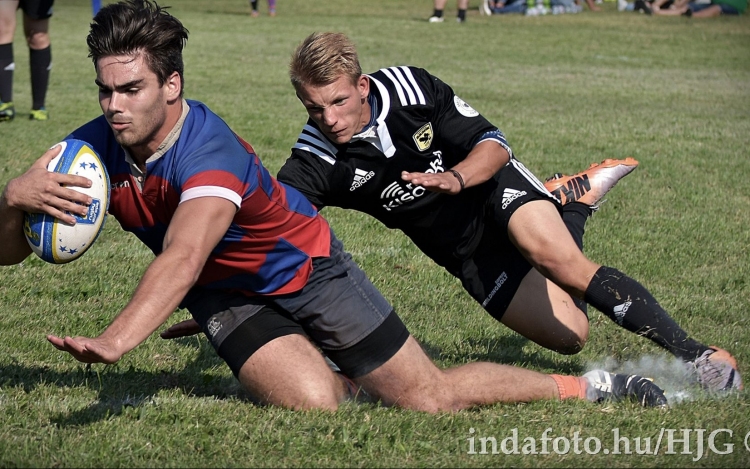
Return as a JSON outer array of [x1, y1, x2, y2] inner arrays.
[[348, 75, 395, 157]]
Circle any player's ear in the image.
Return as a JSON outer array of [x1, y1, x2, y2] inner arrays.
[[357, 75, 369, 102], [165, 71, 182, 101]]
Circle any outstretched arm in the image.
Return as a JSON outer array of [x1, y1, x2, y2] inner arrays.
[[48, 196, 236, 364], [0, 144, 92, 265], [400, 140, 510, 195]]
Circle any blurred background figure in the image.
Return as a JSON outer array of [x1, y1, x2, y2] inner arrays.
[[650, 0, 744, 15], [250, 0, 276, 17], [483, 0, 527, 14], [0, 0, 54, 122], [430, 0, 469, 22]]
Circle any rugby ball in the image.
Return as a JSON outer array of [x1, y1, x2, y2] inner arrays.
[[23, 139, 110, 264]]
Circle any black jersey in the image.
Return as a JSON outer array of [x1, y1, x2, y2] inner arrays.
[[278, 66, 513, 270]]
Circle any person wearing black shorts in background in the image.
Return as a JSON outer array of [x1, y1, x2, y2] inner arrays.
[[0, 0, 54, 121]]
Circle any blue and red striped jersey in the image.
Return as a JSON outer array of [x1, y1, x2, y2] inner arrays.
[[68, 100, 331, 296]]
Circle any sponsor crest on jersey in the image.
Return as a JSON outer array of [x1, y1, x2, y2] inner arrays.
[[454, 96, 479, 117], [412, 123, 433, 152]]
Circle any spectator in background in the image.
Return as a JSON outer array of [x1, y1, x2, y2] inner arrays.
[[482, 0, 593, 15], [485, 0, 528, 14], [0, 0, 54, 122], [430, 0, 469, 22], [249, 0, 275, 17], [651, 0, 745, 15]]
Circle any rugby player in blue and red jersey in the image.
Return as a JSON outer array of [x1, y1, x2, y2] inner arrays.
[[0, 1, 669, 410]]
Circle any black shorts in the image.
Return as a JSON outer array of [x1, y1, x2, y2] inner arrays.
[[19, 0, 54, 20], [455, 158, 562, 319], [182, 232, 409, 379]]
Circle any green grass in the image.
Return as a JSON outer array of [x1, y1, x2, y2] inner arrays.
[[1, 0, 750, 467]]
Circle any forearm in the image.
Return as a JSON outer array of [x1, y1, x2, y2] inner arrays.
[[0, 185, 33, 265], [99, 197, 234, 357], [100, 245, 205, 356], [449, 140, 510, 190]]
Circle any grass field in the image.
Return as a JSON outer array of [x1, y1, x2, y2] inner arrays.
[[1, 0, 749, 467]]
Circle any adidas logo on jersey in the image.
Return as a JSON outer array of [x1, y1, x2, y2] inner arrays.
[[613, 300, 632, 325], [502, 188, 527, 209], [350, 168, 375, 191]]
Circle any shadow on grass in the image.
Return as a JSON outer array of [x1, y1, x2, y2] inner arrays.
[[420, 334, 585, 376], [0, 332, 585, 427], [0, 339, 259, 427]]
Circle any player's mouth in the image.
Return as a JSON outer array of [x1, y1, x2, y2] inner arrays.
[[328, 128, 347, 139], [109, 120, 130, 131]]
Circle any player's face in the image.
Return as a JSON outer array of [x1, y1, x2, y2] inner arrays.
[[296, 75, 370, 144], [95, 53, 181, 160]]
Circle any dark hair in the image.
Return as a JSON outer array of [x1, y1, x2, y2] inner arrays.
[[87, 0, 189, 94]]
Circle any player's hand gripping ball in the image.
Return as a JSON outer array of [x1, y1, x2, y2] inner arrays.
[[23, 139, 110, 263]]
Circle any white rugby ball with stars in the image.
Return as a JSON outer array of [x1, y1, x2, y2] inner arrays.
[[23, 139, 110, 264]]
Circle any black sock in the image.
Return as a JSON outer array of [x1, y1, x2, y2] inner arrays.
[[251, 0, 258, 10], [0, 43, 13, 103], [29, 46, 51, 110], [457, 9, 467, 20], [584, 266, 709, 362], [432, 9, 444, 17], [563, 202, 591, 314], [562, 202, 590, 251]]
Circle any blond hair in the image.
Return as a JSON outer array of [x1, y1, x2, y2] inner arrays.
[[289, 32, 362, 90]]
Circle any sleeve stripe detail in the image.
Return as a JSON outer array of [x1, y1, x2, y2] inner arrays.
[[294, 124, 337, 165], [302, 125, 338, 153], [399, 66, 426, 104], [476, 137, 513, 159], [380, 68, 407, 106], [294, 142, 336, 165], [380, 66, 426, 107], [476, 129, 513, 159], [181, 186, 242, 208], [391, 67, 418, 105]]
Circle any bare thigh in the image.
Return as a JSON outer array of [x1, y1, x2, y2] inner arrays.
[[502, 267, 589, 354], [354, 335, 558, 413], [508, 199, 600, 297], [354, 335, 450, 412], [0, 1, 18, 44], [236, 334, 346, 410]]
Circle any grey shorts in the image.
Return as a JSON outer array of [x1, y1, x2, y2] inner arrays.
[[454, 158, 562, 319], [182, 231, 409, 378]]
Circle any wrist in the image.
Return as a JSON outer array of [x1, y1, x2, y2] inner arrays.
[[448, 169, 465, 191]]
